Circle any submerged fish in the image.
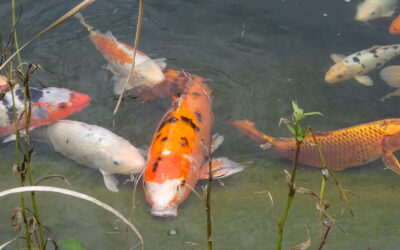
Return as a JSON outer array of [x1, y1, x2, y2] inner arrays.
[[231, 119, 400, 173], [379, 65, 400, 101], [144, 71, 243, 217], [355, 0, 397, 22], [0, 87, 90, 138], [325, 44, 400, 85], [75, 13, 166, 95], [31, 120, 145, 192], [389, 15, 400, 34]]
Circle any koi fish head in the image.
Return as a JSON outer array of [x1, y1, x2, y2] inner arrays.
[[325, 61, 354, 83], [355, 0, 381, 22], [389, 16, 400, 34], [134, 59, 166, 87], [144, 155, 195, 217], [103, 140, 146, 175], [30, 87, 90, 126]]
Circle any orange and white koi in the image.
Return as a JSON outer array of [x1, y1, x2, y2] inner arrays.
[[32, 120, 145, 192], [355, 0, 397, 22], [75, 13, 166, 95], [0, 87, 90, 139], [325, 44, 400, 85], [144, 70, 243, 217], [389, 15, 400, 34], [232, 119, 400, 173]]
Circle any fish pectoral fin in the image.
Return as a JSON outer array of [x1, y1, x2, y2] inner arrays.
[[211, 134, 224, 153], [382, 151, 400, 174], [380, 89, 400, 101], [106, 64, 121, 76], [382, 10, 395, 17], [112, 75, 136, 95], [153, 58, 167, 70], [329, 54, 345, 63], [3, 129, 30, 143], [199, 157, 244, 179], [100, 170, 119, 192], [354, 75, 373, 86]]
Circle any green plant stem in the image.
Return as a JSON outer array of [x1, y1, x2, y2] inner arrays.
[[9, 75, 31, 249], [275, 140, 302, 250], [11, 1, 31, 248], [12, 1, 45, 248], [206, 153, 213, 250]]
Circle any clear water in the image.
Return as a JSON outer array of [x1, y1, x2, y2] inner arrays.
[[1, 0, 400, 249]]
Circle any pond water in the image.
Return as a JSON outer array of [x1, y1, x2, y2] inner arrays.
[[1, 0, 400, 249]]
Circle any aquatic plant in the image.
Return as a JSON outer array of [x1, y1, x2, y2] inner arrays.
[[274, 101, 322, 250], [273, 102, 353, 249]]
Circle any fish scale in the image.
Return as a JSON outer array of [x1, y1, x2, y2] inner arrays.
[[231, 119, 400, 172]]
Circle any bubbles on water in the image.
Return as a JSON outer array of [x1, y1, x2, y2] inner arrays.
[[167, 229, 178, 236]]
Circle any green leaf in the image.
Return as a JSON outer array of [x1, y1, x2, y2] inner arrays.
[[304, 111, 323, 117], [59, 239, 85, 250], [285, 123, 296, 136], [297, 135, 304, 141], [292, 101, 300, 113]]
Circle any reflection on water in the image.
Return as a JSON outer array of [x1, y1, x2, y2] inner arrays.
[[1, 0, 400, 249]]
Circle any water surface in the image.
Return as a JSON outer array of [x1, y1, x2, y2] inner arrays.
[[1, 0, 400, 249]]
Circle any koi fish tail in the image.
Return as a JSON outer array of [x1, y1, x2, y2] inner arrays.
[[75, 12, 94, 32], [230, 120, 275, 145]]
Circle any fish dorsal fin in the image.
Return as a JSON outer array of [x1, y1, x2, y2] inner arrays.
[[354, 75, 373, 86], [330, 54, 345, 63], [199, 157, 244, 179]]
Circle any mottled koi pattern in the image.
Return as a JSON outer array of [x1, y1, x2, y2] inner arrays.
[[0, 87, 90, 137], [143, 71, 212, 217], [232, 119, 400, 173]]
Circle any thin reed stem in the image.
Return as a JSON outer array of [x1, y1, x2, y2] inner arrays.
[[275, 140, 303, 250], [206, 136, 213, 250], [11, 0, 31, 248]]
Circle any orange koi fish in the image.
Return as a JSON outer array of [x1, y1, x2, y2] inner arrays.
[[231, 119, 400, 173], [389, 15, 400, 34], [1, 87, 90, 139], [75, 13, 166, 95], [144, 70, 243, 217]]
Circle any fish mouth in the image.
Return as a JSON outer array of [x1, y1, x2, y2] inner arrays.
[[71, 92, 91, 111], [151, 206, 178, 217]]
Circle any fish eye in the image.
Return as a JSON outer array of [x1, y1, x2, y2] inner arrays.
[[113, 160, 120, 166], [58, 102, 68, 109], [337, 74, 344, 79], [370, 11, 375, 16], [139, 73, 145, 79]]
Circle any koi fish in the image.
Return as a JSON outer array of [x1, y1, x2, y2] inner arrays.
[[389, 15, 400, 34], [0, 75, 8, 89], [231, 119, 400, 173], [75, 13, 166, 95], [144, 71, 243, 217], [0, 87, 90, 138], [355, 0, 397, 22], [325, 44, 400, 85], [31, 120, 145, 192], [379, 65, 400, 101]]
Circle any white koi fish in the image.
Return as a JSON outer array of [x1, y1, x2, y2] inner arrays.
[[75, 13, 166, 95], [355, 0, 397, 22], [325, 44, 400, 85], [31, 120, 146, 192]]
